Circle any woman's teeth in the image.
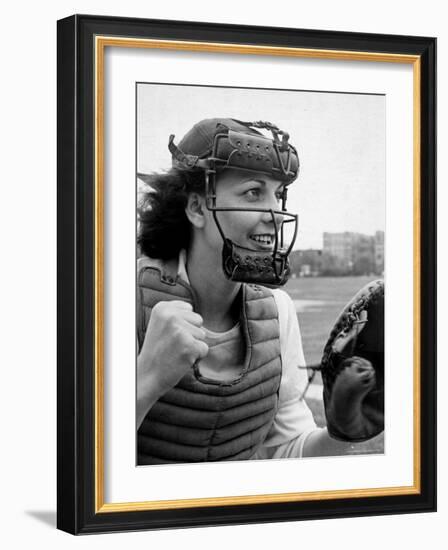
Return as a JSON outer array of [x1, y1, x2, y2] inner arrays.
[[250, 234, 273, 245]]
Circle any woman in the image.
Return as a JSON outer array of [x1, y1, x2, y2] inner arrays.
[[136, 118, 379, 465]]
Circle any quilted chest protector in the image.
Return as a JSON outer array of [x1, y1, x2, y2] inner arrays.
[[137, 257, 283, 464]]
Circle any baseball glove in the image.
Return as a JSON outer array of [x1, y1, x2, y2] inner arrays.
[[321, 279, 384, 442]]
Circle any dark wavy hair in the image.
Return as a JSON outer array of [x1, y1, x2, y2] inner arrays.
[[137, 168, 206, 260]]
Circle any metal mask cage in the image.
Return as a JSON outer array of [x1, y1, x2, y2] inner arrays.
[[168, 120, 300, 285], [204, 171, 299, 283]]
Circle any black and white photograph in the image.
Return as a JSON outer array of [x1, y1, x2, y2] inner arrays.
[[53, 13, 436, 535], [0, 0, 442, 543], [136, 83, 385, 466]]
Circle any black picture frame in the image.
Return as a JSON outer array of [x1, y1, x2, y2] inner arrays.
[[57, 14, 436, 534]]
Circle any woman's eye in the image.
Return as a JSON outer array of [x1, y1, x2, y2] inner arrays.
[[245, 189, 261, 201]]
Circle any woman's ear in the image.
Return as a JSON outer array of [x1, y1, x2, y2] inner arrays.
[[185, 193, 206, 228]]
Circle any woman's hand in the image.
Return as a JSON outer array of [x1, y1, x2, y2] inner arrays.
[[325, 310, 384, 440], [137, 300, 209, 427], [326, 356, 383, 440]]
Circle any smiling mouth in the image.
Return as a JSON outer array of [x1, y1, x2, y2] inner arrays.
[[249, 234, 276, 249]]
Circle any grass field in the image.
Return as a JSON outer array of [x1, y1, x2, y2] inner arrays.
[[284, 275, 377, 367], [283, 275, 384, 455]]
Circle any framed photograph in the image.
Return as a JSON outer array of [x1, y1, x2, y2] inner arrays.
[[57, 15, 436, 534]]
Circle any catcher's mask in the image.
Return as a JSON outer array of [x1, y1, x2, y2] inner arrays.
[[168, 118, 300, 286]]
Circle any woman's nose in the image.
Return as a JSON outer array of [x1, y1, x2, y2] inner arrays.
[[260, 205, 284, 227]]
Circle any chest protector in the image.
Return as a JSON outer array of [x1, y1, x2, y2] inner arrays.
[[137, 256, 283, 465]]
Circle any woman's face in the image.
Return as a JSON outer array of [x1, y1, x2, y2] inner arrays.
[[202, 168, 287, 253]]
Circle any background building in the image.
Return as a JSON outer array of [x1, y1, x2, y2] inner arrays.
[[374, 230, 385, 275], [291, 231, 384, 277]]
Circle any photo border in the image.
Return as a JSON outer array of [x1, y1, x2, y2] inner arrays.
[[57, 15, 436, 534]]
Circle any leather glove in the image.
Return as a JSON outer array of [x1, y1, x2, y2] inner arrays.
[[321, 280, 384, 442]]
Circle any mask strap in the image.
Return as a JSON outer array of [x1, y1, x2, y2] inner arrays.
[[168, 135, 209, 170]]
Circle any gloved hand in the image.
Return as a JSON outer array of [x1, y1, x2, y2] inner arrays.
[[321, 280, 384, 442]]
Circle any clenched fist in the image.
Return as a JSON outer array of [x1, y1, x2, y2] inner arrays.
[[137, 300, 209, 426]]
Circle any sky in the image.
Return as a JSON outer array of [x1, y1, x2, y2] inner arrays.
[[137, 83, 385, 249]]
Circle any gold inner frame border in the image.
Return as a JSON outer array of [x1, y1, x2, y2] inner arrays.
[[94, 36, 421, 513]]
